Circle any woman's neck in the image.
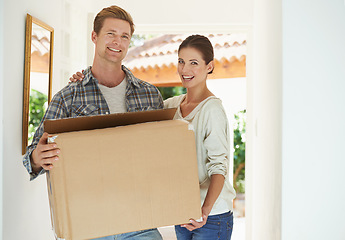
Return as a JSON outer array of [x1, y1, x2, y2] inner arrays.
[[184, 85, 214, 105]]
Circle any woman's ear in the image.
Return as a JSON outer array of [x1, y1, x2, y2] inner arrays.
[[207, 60, 215, 74]]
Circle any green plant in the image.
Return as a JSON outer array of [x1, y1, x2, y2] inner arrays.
[[28, 89, 48, 145], [157, 86, 186, 100], [129, 34, 157, 48], [233, 109, 246, 193]]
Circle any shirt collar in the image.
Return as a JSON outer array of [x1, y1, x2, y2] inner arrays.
[[121, 65, 141, 88], [81, 66, 97, 86], [81, 65, 141, 88]]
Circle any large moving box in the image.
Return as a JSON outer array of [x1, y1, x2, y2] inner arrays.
[[44, 108, 201, 240]]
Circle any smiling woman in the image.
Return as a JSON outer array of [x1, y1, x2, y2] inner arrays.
[[164, 35, 236, 240]]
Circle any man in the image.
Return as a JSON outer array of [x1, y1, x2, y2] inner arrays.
[[23, 5, 163, 240]]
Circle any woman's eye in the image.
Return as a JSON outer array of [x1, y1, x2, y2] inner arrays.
[[191, 61, 198, 65], [178, 59, 184, 64]]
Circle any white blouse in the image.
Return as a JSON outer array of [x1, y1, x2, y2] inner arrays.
[[164, 94, 236, 216]]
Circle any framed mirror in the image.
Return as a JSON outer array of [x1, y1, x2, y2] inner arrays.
[[22, 14, 54, 154]]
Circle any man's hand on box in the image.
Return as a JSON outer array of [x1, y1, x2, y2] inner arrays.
[[69, 70, 84, 83], [31, 132, 60, 172]]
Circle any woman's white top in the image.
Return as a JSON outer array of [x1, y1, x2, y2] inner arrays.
[[164, 94, 236, 216]]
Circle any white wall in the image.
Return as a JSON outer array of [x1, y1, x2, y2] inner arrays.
[[2, 1, 62, 238], [90, 0, 253, 26], [1, 0, 88, 239], [282, 1, 345, 239], [0, 0, 4, 238], [247, 0, 283, 239]]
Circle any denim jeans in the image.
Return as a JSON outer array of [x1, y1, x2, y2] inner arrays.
[[175, 211, 233, 240], [91, 228, 162, 240]]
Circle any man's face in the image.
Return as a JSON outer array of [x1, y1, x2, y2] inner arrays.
[[92, 18, 131, 65]]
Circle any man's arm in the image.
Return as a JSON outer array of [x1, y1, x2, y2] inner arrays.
[[23, 90, 68, 180]]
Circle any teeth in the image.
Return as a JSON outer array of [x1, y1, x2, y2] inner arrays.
[[183, 75, 193, 80], [108, 47, 120, 52]]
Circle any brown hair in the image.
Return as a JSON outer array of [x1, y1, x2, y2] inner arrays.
[[178, 35, 214, 74], [93, 5, 135, 35]]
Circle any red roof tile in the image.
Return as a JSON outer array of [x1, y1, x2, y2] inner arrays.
[[124, 33, 246, 70]]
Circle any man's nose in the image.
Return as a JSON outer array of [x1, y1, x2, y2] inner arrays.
[[112, 35, 121, 44]]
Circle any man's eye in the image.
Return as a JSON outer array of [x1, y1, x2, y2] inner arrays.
[[178, 59, 184, 64], [122, 35, 129, 39], [191, 61, 198, 65]]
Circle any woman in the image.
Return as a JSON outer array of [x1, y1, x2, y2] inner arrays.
[[70, 35, 236, 240], [164, 35, 235, 240]]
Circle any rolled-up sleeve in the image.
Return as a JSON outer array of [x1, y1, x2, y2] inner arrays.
[[203, 104, 230, 177], [23, 91, 68, 180]]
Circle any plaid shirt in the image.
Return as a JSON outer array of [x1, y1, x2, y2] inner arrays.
[[23, 65, 163, 180]]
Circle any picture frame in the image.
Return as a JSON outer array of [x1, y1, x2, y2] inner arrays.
[[22, 14, 54, 154]]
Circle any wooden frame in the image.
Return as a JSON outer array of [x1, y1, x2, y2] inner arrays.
[[22, 14, 54, 154]]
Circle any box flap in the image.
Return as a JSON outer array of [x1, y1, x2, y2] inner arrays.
[[44, 108, 177, 134]]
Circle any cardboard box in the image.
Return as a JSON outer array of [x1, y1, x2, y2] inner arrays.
[[44, 108, 201, 240]]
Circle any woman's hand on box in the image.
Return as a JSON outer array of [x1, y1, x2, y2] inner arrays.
[[180, 213, 208, 231]]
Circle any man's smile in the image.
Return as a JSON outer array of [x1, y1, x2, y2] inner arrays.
[[108, 47, 121, 52]]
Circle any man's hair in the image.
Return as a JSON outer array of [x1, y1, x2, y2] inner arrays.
[[93, 5, 135, 35]]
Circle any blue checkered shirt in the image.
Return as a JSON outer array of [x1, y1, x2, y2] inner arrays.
[[23, 65, 163, 180]]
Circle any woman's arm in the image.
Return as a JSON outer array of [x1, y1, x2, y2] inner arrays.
[[182, 174, 225, 231], [202, 174, 225, 216]]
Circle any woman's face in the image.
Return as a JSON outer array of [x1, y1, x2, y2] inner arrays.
[[177, 47, 214, 89]]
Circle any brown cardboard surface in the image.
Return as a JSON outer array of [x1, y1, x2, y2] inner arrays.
[[45, 109, 201, 240], [44, 108, 177, 134]]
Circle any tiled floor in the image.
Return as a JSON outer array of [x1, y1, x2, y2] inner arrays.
[[158, 217, 245, 240]]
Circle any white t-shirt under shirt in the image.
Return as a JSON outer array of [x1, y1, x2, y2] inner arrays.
[[164, 94, 236, 216], [97, 76, 127, 114]]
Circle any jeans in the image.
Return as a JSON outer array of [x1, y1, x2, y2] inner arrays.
[[92, 228, 162, 240], [175, 211, 233, 240]]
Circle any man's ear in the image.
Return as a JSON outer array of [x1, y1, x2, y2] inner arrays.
[[91, 31, 97, 44]]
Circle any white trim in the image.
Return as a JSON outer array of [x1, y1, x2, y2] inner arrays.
[[134, 24, 252, 34]]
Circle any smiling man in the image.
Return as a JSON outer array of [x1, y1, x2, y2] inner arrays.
[[22, 5, 163, 240]]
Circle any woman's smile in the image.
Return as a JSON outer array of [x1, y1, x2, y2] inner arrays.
[[182, 75, 194, 81]]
